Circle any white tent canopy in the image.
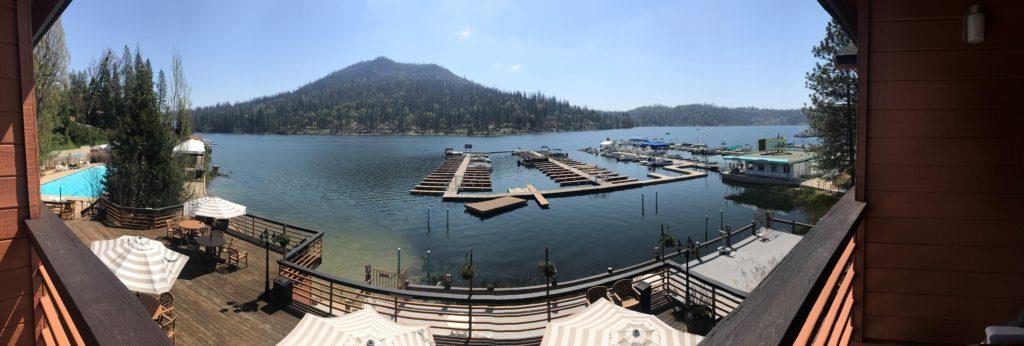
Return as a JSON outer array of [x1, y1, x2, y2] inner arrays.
[[173, 139, 206, 155], [278, 305, 434, 346], [90, 236, 189, 295], [541, 299, 702, 346], [186, 196, 246, 219]]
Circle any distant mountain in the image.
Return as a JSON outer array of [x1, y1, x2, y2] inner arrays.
[[193, 57, 633, 135], [627, 104, 806, 126]]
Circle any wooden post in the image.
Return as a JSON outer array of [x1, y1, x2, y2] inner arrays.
[[704, 214, 709, 242], [468, 249, 473, 338], [446, 207, 450, 232], [655, 191, 658, 214], [685, 249, 691, 305], [328, 282, 334, 314], [765, 210, 772, 229], [641, 193, 645, 216], [393, 296, 399, 322], [711, 287, 717, 324], [545, 247, 551, 322]]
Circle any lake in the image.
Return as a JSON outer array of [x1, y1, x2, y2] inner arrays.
[[203, 126, 834, 286]]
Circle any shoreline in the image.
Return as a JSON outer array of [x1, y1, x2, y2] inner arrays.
[[194, 124, 810, 138]]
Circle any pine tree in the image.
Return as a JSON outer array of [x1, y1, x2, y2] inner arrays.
[[156, 69, 169, 120], [104, 50, 187, 208], [803, 20, 857, 186]]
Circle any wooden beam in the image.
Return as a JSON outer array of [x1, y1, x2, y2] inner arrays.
[[30, 0, 70, 45]]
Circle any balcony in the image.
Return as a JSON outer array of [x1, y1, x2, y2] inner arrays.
[[702, 191, 864, 344], [25, 211, 170, 345]]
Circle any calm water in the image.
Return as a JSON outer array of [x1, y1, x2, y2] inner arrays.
[[203, 126, 831, 286]]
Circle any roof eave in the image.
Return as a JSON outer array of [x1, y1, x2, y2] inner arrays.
[[816, 0, 858, 43]]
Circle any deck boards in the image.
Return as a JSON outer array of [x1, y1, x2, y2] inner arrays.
[[65, 219, 300, 346], [464, 196, 528, 216]]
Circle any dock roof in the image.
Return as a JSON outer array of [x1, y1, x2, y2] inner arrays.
[[722, 150, 815, 164]]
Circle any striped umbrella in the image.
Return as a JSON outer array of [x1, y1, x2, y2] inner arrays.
[[89, 236, 189, 295], [540, 298, 703, 346], [278, 305, 434, 346], [186, 196, 246, 219]]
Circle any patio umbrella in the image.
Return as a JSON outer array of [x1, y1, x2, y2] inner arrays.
[[278, 305, 434, 346], [540, 298, 702, 346], [187, 196, 246, 219], [89, 236, 189, 295]]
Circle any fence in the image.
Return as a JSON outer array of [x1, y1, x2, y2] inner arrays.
[[99, 197, 183, 230]]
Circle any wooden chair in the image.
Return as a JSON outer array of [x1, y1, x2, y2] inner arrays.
[[586, 286, 610, 305], [159, 292, 174, 309], [157, 308, 176, 344], [610, 279, 641, 310], [164, 220, 184, 246], [222, 239, 248, 270]]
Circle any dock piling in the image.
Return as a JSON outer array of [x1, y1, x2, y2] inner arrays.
[[446, 208, 450, 232], [642, 193, 645, 216], [655, 191, 659, 214], [427, 207, 431, 231]]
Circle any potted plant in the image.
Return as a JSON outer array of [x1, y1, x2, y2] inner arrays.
[[537, 260, 558, 278], [659, 233, 677, 249], [459, 263, 476, 281], [272, 233, 290, 250]]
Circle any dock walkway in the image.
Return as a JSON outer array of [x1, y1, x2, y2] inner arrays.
[[464, 196, 528, 216]]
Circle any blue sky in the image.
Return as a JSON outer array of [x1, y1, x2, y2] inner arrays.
[[61, 0, 831, 111]]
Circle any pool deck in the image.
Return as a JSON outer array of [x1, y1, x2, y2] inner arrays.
[[39, 163, 103, 184]]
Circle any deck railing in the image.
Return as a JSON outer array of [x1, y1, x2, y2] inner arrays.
[[268, 214, 770, 341], [702, 191, 865, 345], [227, 214, 322, 255], [26, 210, 170, 345], [98, 197, 183, 230]]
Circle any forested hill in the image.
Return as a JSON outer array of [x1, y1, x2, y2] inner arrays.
[[192, 57, 633, 135], [627, 104, 806, 126]]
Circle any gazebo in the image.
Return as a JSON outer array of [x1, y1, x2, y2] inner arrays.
[[173, 138, 206, 180]]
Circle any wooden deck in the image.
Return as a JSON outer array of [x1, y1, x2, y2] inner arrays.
[[64, 219, 301, 346], [464, 196, 528, 216]]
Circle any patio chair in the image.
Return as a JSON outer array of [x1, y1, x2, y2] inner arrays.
[[223, 244, 246, 268], [159, 292, 174, 309], [586, 286, 610, 305], [164, 220, 184, 246], [610, 279, 641, 310], [157, 308, 176, 344]]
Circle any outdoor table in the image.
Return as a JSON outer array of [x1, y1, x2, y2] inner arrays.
[[178, 220, 207, 237], [194, 235, 226, 262], [138, 294, 165, 320]]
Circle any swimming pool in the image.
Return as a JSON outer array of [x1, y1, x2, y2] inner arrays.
[[41, 165, 107, 198]]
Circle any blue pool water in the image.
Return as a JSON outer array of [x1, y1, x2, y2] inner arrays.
[[40, 165, 107, 198]]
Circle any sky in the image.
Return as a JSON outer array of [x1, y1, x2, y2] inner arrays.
[[61, 0, 832, 111]]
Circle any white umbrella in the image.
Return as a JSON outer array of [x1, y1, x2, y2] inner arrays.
[[278, 305, 434, 346], [187, 196, 246, 219], [540, 299, 702, 346], [90, 236, 189, 295]]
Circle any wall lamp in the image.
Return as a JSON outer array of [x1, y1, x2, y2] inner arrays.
[[965, 4, 985, 44]]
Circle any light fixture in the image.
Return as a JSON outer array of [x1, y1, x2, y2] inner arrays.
[[965, 4, 985, 44]]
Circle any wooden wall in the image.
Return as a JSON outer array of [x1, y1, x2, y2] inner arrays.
[[857, 0, 1024, 343], [0, 0, 39, 344]]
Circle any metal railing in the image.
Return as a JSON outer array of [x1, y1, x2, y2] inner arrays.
[[227, 214, 322, 255], [268, 214, 766, 341]]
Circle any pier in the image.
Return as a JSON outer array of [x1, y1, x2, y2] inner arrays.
[[526, 184, 549, 208], [464, 196, 528, 216]]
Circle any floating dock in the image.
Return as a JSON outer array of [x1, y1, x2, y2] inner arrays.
[[465, 196, 528, 216], [526, 184, 549, 208]]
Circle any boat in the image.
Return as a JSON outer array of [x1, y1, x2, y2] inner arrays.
[[444, 148, 463, 156]]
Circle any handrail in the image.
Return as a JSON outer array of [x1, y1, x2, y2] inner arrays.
[[26, 210, 170, 345], [702, 191, 864, 345]]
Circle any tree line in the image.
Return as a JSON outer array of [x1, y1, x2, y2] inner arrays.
[[192, 57, 634, 135], [626, 104, 806, 126]]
